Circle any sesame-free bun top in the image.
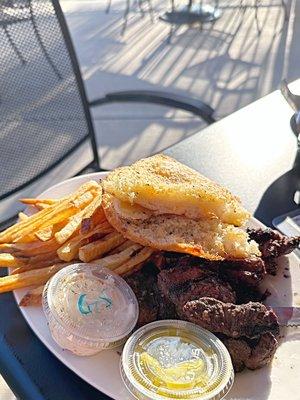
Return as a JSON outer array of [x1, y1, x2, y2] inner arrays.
[[102, 154, 249, 226]]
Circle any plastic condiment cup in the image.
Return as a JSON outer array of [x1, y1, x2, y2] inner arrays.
[[120, 320, 234, 400], [42, 263, 138, 356]]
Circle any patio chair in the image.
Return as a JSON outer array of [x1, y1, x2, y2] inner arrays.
[[106, 0, 155, 35], [0, 0, 215, 229], [0, 0, 61, 77]]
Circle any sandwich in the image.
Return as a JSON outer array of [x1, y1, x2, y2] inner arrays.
[[102, 154, 260, 260]]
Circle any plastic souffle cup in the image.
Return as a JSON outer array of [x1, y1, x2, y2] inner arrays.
[[43, 263, 139, 356], [120, 319, 234, 400]]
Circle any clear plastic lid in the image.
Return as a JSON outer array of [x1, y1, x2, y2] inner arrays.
[[43, 263, 138, 352], [120, 320, 234, 400]]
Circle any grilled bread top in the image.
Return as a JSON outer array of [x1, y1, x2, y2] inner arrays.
[[102, 154, 249, 226]]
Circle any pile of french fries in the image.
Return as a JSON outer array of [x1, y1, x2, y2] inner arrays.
[[0, 181, 154, 306]]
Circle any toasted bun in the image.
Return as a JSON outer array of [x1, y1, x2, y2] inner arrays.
[[103, 194, 260, 260], [103, 154, 249, 226]]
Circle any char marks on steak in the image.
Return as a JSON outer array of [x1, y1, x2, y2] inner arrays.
[[182, 297, 279, 339], [154, 252, 267, 288], [158, 265, 236, 306], [223, 332, 278, 372]]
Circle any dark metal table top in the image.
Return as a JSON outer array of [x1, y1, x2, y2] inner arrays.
[[165, 86, 299, 226], [1, 85, 299, 400]]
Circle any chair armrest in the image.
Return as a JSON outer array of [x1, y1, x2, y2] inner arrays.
[[89, 90, 216, 124]]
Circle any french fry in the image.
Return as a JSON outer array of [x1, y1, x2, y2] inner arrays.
[[80, 207, 106, 235], [114, 247, 154, 276], [72, 191, 94, 209], [91, 244, 142, 270], [12, 256, 61, 274], [55, 191, 102, 244], [13, 238, 60, 257], [107, 240, 134, 255], [35, 225, 53, 242], [79, 232, 126, 263], [34, 220, 67, 242], [18, 212, 29, 221], [0, 243, 15, 253], [0, 253, 26, 268], [29, 252, 60, 264], [19, 285, 44, 307], [0, 263, 67, 293], [20, 198, 57, 206], [124, 262, 143, 276], [0, 181, 99, 243], [12, 207, 79, 243], [35, 203, 51, 210], [56, 240, 82, 262], [57, 221, 113, 262]]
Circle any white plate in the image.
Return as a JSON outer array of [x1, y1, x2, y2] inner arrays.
[[13, 172, 300, 400]]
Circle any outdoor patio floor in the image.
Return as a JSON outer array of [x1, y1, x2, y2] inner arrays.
[[62, 0, 297, 170]]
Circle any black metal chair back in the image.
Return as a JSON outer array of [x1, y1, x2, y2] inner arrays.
[[0, 0, 216, 230], [0, 0, 99, 204]]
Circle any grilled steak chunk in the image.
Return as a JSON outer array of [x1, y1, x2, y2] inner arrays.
[[220, 257, 266, 287], [247, 228, 299, 272], [158, 266, 235, 306], [175, 277, 236, 307], [153, 252, 204, 270], [156, 252, 266, 287], [158, 264, 216, 291], [223, 332, 278, 372], [247, 227, 299, 275], [245, 332, 278, 370], [125, 266, 177, 327], [222, 337, 251, 372], [263, 258, 278, 275], [182, 297, 279, 338], [125, 269, 159, 327], [152, 281, 178, 320]]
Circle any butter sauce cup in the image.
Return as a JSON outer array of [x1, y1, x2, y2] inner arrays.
[[120, 320, 234, 400], [42, 263, 138, 356]]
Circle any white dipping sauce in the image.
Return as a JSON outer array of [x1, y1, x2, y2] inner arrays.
[[43, 263, 138, 356]]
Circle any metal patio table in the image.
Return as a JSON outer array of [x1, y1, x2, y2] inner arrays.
[[0, 82, 299, 400]]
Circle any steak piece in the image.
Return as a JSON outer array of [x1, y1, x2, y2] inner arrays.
[[245, 332, 278, 370], [155, 252, 266, 287], [178, 277, 236, 306], [223, 332, 278, 372], [158, 264, 216, 291], [125, 268, 159, 327], [233, 285, 267, 304], [158, 266, 235, 306], [182, 297, 279, 338], [153, 284, 178, 320], [153, 252, 204, 270], [221, 337, 251, 372], [263, 258, 278, 275], [220, 257, 266, 287], [125, 266, 178, 327], [247, 228, 300, 259]]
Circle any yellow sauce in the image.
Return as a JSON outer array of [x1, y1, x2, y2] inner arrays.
[[140, 352, 207, 390]]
